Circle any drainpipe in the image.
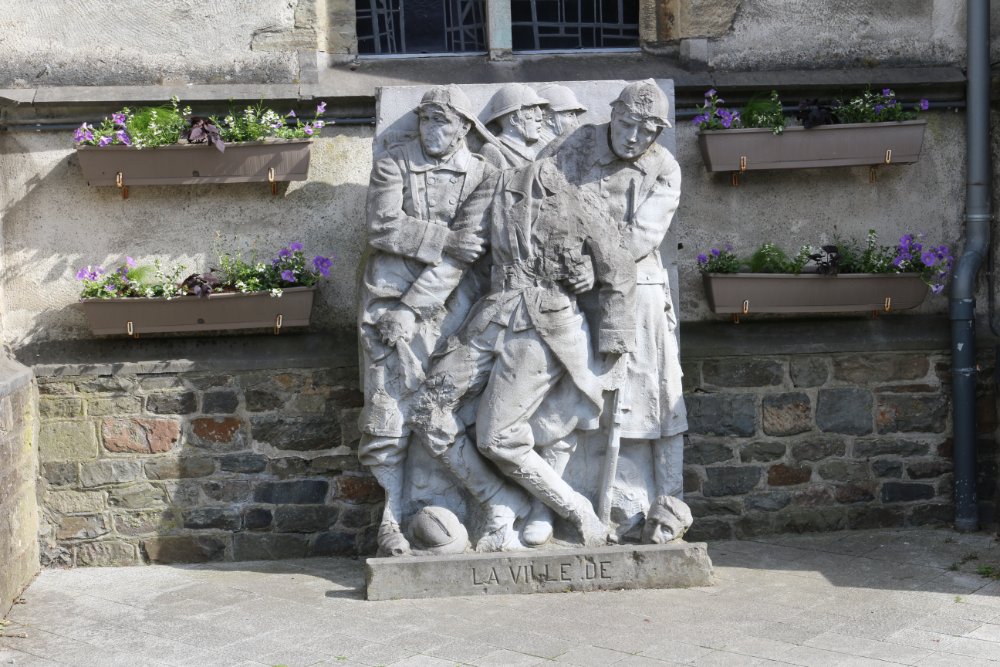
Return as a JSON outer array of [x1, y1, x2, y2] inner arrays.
[[951, 0, 991, 532]]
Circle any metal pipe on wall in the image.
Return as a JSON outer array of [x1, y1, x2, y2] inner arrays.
[[951, 0, 991, 532]]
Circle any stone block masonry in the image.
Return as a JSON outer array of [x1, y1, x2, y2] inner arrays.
[[0, 359, 40, 616], [33, 343, 376, 567], [682, 347, 998, 542]]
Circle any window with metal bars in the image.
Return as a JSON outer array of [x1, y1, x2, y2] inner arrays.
[[356, 0, 487, 55], [511, 0, 639, 51]]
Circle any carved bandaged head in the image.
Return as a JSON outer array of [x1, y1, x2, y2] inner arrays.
[[416, 85, 475, 158], [609, 80, 670, 161], [483, 83, 548, 144]]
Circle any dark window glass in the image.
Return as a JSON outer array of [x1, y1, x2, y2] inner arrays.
[[356, 0, 486, 54], [511, 0, 639, 51]]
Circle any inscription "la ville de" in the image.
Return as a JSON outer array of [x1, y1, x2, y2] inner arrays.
[[472, 560, 613, 586]]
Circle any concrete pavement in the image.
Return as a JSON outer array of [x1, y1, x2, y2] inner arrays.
[[2, 527, 1000, 666]]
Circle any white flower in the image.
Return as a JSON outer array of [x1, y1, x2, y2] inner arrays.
[[270, 288, 283, 298]]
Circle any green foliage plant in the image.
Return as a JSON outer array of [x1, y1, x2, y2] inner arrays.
[[742, 90, 786, 135]]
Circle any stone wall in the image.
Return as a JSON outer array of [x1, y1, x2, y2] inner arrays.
[[31, 336, 378, 566], [0, 358, 39, 615], [680, 321, 998, 541]]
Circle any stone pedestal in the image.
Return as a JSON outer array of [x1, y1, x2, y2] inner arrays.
[[365, 542, 714, 600]]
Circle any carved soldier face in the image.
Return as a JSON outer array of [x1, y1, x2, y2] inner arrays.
[[418, 105, 471, 158], [509, 105, 544, 143], [545, 109, 582, 137], [609, 110, 661, 161]]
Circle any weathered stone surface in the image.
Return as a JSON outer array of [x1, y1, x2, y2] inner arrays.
[[311, 529, 359, 556], [242, 507, 273, 530], [816, 460, 869, 482], [202, 391, 239, 414], [233, 533, 310, 560], [102, 417, 180, 454], [253, 480, 329, 504], [335, 475, 383, 503], [772, 508, 847, 534], [108, 483, 168, 509], [702, 359, 783, 387], [703, 467, 761, 497], [762, 392, 811, 436], [791, 486, 835, 507], [683, 469, 701, 495], [113, 509, 180, 536], [744, 491, 791, 512], [202, 480, 252, 503], [47, 489, 107, 514], [789, 357, 829, 388], [906, 459, 953, 479], [365, 543, 715, 600], [686, 497, 743, 516], [686, 394, 756, 437], [79, 460, 144, 488], [138, 376, 187, 392], [739, 441, 785, 463], [57, 514, 109, 540], [871, 459, 903, 478], [146, 392, 197, 415], [246, 389, 284, 412], [144, 457, 216, 479], [143, 536, 228, 563], [791, 436, 846, 462], [274, 505, 339, 532], [683, 518, 734, 542], [833, 354, 929, 384], [336, 504, 376, 530], [41, 462, 78, 487], [39, 421, 98, 462], [183, 508, 241, 531], [76, 540, 139, 566], [881, 482, 935, 503], [186, 375, 234, 390], [268, 455, 360, 477], [816, 388, 873, 435], [876, 394, 949, 433], [686, 440, 735, 465], [190, 417, 244, 450], [37, 381, 75, 395], [767, 464, 811, 486], [855, 437, 930, 458], [835, 483, 875, 504], [251, 416, 341, 450], [87, 395, 143, 416], [907, 503, 953, 526], [75, 378, 135, 394], [218, 453, 268, 474], [847, 506, 905, 530], [39, 397, 83, 419]]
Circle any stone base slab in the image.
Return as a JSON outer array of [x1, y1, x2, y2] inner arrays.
[[365, 542, 715, 600]]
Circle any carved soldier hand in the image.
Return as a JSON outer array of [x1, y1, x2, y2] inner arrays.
[[376, 307, 417, 345], [565, 259, 595, 294], [443, 229, 485, 263]]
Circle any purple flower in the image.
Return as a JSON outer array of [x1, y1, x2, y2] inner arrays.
[[278, 248, 292, 258], [312, 255, 332, 277], [697, 253, 708, 264], [287, 110, 296, 118], [882, 88, 894, 97], [711, 248, 721, 257], [931, 283, 944, 295], [98, 136, 112, 147], [921, 251, 937, 267], [316, 101, 327, 114], [919, 99, 929, 111], [126, 256, 136, 267], [691, 114, 708, 126], [104, 284, 116, 294], [304, 125, 314, 136], [75, 267, 89, 280], [874, 104, 885, 114], [289, 242, 304, 252], [281, 269, 296, 283], [116, 130, 131, 146], [892, 255, 905, 269], [313, 120, 325, 129], [705, 89, 717, 98], [112, 112, 127, 126]]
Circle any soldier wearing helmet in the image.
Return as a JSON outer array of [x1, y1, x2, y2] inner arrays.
[[359, 84, 530, 556], [480, 83, 550, 169], [537, 83, 588, 142]]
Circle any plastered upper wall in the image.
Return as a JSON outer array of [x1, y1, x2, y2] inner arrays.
[[0, 1, 303, 87]]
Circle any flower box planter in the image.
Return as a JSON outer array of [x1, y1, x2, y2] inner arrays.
[[703, 273, 929, 315], [76, 139, 312, 188], [697, 120, 927, 172], [81, 286, 316, 336]]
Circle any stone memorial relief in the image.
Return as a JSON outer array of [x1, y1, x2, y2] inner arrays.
[[359, 80, 695, 563]]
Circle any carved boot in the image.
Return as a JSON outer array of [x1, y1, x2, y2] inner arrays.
[[522, 442, 572, 547], [368, 462, 411, 557], [652, 434, 685, 499], [502, 449, 608, 548], [436, 434, 530, 552]]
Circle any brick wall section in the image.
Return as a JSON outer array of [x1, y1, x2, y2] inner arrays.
[[0, 359, 39, 616], [35, 365, 374, 566], [682, 350, 998, 541]]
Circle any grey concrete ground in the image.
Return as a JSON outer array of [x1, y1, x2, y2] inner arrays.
[[2, 528, 1000, 667]]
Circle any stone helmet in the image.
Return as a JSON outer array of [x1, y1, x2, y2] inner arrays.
[[483, 83, 549, 125], [537, 84, 587, 114], [407, 506, 469, 555], [610, 79, 672, 128], [416, 84, 477, 125]]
